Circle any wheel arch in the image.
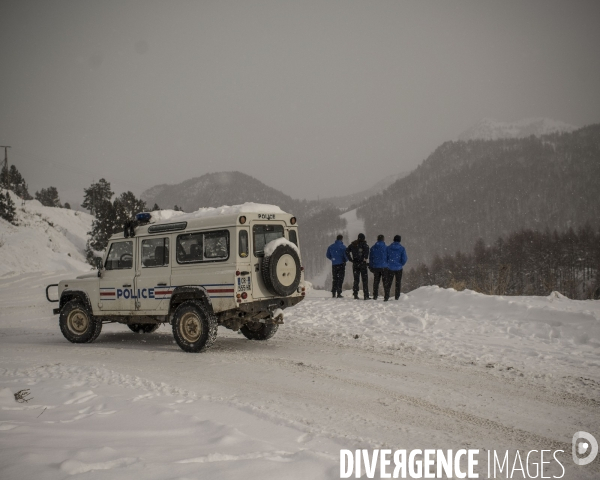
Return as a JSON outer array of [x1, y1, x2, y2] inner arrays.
[[60, 289, 93, 313], [168, 286, 213, 320]]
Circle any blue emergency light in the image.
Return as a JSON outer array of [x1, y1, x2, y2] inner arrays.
[[136, 212, 152, 224]]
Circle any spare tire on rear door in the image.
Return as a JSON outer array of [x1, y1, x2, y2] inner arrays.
[[261, 243, 301, 296]]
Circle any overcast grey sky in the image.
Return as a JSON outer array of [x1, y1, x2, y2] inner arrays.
[[1, 0, 599, 206]]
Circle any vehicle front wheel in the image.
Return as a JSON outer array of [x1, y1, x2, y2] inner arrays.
[[172, 300, 218, 353], [59, 300, 102, 343], [240, 322, 279, 341], [128, 323, 160, 334]]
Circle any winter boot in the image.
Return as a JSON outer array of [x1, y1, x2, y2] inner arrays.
[[337, 294, 344, 298], [353, 294, 359, 300]]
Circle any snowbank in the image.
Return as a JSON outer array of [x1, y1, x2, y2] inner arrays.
[[0, 190, 93, 276], [288, 286, 600, 385]]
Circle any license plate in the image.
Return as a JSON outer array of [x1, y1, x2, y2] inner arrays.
[[237, 276, 251, 292]]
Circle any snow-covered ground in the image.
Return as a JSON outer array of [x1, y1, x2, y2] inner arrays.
[[0, 191, 92, 277], [1, 200, 599, 479], [288, 288, 600, 391]]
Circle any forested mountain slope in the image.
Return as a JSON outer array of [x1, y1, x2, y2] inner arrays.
[[141, 171, 324, 218], [357, 124, 600, 265]]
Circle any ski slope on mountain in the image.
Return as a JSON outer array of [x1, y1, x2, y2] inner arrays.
[[0, 190, 92, 277]]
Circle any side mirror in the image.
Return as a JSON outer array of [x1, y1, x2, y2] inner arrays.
[[94, 257, 103, 270]]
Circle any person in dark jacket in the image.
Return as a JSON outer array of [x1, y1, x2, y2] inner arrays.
[[326, 234, 348, 298], [369, 234, 388, 300], [345, 233, 370, 300], [385, 235, 408, 300]]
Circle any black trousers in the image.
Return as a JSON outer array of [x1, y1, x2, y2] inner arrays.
[[331, 263, 346, 295], [371, 268, 387, 298], [385, 269, 403, 299], [352, 262, 369, 296]]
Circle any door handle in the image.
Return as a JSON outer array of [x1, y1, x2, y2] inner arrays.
[[157, 282, 167, 286], [123, 284, 131, 287]]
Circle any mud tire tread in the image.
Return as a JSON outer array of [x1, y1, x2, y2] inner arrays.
[[171, 300, 218, 353], [240, 322, 279, 341], [59, 299, 102, 344]]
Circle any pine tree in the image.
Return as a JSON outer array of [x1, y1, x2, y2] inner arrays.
[[84, 190, 146, 264], [64, 202, 71, 209], [35, 186, 62, 207], [1, 164, 32, 200], [114, 191, 146, 220], [87, 199, 117, 253], [152, 203, 160, 211], [0, 164, 8, 189], [82, 179, 113, 215], [0, 192, 5, 220], [0, 192, 16, 223]]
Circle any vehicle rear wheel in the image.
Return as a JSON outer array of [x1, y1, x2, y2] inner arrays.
[[59, 299, 102, 344], [128, 323, 160, 334], [240, 322, 279, 341], [171, 300, 218, 353]]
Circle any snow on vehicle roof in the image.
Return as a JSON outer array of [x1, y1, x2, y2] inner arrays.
[[150, 203, 286, 225]]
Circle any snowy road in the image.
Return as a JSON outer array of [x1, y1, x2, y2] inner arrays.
[[1, 272, 599, 479]]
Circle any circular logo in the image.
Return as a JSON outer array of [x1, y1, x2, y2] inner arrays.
[[572, 432, 598, 466]]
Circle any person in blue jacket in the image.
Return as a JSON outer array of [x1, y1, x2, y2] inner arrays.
[[326, 234, 348, 298], [385, 235, 408, 300], [369, 234, 388, 300]]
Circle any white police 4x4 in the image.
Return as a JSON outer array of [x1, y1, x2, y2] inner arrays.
[[47, 204, 305, 352]]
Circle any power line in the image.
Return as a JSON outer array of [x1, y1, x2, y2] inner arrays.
[[0, 146, 10, 186]]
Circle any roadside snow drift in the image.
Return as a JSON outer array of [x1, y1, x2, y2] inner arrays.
[[287, 287, 600, 389], [0, 190, 92, 276]]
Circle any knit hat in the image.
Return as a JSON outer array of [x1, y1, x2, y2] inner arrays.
[[358, 233, 365, 241], [394, 235, 401, 242], [377, 234, 385, 242]]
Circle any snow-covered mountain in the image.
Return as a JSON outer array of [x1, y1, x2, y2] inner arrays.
[[458, 117, 578, 141], [0, 190, 93, 276]]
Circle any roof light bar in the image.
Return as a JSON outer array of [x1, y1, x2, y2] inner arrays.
[[148, 222, 188, 233]]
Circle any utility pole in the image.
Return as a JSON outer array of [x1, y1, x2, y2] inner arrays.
[[0, 146, 11, 187]]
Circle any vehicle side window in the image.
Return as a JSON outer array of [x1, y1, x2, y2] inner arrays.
[[239, 230, 249, 258], [141, 237, 169, 268], [204, 231, 229, 259], [105, 241, 133, 270], [176, 230, 229, 264], [253, 224, 284, 257], [288, 229, 298, 246]]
